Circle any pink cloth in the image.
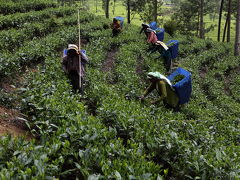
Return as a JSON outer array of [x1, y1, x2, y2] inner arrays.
[[147, 32, 158, 44]]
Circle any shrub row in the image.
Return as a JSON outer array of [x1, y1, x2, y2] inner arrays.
[[0, 6, 75, 30], [0, 8, 239, 180], [0, 18, 65, 52], [0, 0, 57, 15], [0, 10, 97, 79], [0, 16, 164, 179], [82, 24, 240, 179]]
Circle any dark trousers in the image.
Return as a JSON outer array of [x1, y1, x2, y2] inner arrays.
[[112, 29, 120, 37], [150, 45, 172, 72], [163, 101, 180, 112], [162, 50, 172, 72], [68, 71, 83, 93], [147, 44, 156, 52]]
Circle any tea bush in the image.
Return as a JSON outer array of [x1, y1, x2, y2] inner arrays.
[[0, 2, 239, 179], [0, 6, 75, 30], [0, 0, 57, 15]]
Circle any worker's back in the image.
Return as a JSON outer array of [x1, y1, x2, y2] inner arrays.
[[157, 80, 179, 108]]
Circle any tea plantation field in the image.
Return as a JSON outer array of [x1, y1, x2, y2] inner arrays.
[[0, 0, 239, 179]]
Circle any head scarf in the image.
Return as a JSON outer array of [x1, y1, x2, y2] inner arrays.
[[142, 23, 150, 28], [147, 72, 172, 86], [68, 44, 79, 54], [146, 28, 156, 34]]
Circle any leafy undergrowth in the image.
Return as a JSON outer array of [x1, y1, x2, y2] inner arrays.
[[0, 1, 239, 179]]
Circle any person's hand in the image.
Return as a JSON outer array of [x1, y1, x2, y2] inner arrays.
[[151, 100, 158, 104], [139, 95, 145, 101]]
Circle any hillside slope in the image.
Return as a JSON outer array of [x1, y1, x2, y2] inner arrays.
[[0, 2, 239, 179]]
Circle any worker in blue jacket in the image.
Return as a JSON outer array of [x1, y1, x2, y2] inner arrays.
[[150, 41, 172, 72]]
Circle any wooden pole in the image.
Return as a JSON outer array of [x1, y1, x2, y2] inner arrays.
[[78, 9, 82, 90]]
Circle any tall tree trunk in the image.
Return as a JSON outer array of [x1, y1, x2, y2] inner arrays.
[[153, 0, 157, 22], [234, 0, 240, 56], [223, 12, 229, 42], [197, 12, 200, 36], [105, 0, 110, 19], [218, 0, 224, 41], [127, 0, 131, 23], [113, 0, 116, 15], [227, 0, 232, 42], [199, 0, 204, 39]]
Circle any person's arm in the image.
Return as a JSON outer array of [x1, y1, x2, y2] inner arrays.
[[62, 56, 68, 73], [114, 22, 121, 30], [140, 82, 155, 100], [80, 51, 89, 63], [140, 27, 144, 34], [153, 47, 165, 59], [152, 81, 167, 104], [147, 32, 155, 43], [147, 32, 153, 43], [149, 45, 158, 54]]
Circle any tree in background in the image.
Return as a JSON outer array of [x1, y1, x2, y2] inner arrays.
[[127, 0, 130, 23], [235, 0, 240, 56], [208, 0, 220, 21], [222, 0, 232, 42], [137, 0, 163, 23], [199, 0, 204, 39], [59, 0, 75, 5], [227, 0, 232, 42], [218, 0, 239, 42], [218, 0, 224, 41], [99, 0, 164, 25], [164, 19, 178, 36], [102, 0, 110, 18], [123, 0, 147, 23], [112, 0, 116, 15], [172, 0, 199, 36], [153, 0, 158, 22], [172, 0, 215, 39], [122, 0, 133, 24]]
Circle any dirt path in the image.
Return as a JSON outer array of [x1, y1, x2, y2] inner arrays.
[[101, 44, 119, 84], [0, 39, 90, 139], [0, 106, 32, 139], [198, 62, 216, 101], [199, 65, 208, 78], [223, 66, 240, 96], [102, 44, 119, 72], [136, 54, 147, 82], [136, 55, 144, 75], [0, 69, 36, 139]]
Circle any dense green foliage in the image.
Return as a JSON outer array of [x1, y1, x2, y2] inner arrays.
[[0, 0, 57, 15], [163, 19, 178, 37], [0, 6, 75, 30], [0, 1, 239, 179]]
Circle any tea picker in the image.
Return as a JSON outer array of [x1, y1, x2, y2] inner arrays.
[[146, 28, 158, 44], [140, 72, 179, 109], [150, 40, 179, 72], [111, 16, 124, 37], [140, 68, 192, 110], [140, 21, 165, 42], [140, 23, 150, 36], [61, 9, 89, 93], [144, 28, 158, 53]]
